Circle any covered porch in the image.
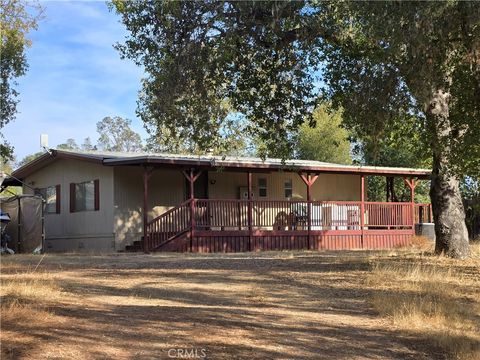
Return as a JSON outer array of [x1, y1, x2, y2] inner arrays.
[[135, 159, 432, 252]]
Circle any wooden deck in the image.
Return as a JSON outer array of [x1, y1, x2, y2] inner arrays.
[[145, 199, 432, 252]]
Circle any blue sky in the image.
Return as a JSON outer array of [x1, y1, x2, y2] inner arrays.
[[3, 1, 146, 162]]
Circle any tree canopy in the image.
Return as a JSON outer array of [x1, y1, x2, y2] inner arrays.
[[96, 116, 143, 152], [56, 138, 79, 151], [0, 0, 42, 161], [295, 104, 351, 165], [110, 1, 321, 157]]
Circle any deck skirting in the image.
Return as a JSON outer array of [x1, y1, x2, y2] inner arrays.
[[156, 229, 414, 253]]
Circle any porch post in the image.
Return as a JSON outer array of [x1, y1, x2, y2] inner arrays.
[[404, 178, 417, 234], [360, 175, 365, 248], [142, 166, 151, 253], [190, 168, 195, 253], [183, 168, 202, 252], [306, 175, 311, 249], [247, 171, 252, 251], [300, 173, 319, 250]]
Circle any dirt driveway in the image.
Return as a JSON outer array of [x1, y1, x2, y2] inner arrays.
[[1, 251, 437, 359]]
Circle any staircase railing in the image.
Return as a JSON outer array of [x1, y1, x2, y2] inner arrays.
[[145, 199, 191, 251]]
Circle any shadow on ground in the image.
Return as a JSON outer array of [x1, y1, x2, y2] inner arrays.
[[0, 251, 449, 359]]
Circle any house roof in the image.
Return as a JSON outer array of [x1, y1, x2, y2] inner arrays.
[[11, 149, 431, 180]]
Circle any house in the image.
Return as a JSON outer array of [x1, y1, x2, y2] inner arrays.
[[10, 149, 432, 253]]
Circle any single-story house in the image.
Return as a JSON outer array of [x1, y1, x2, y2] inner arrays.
[[10, 149, 432, 253]]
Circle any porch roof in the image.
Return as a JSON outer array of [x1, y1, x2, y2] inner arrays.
[[12, 149, 431, 179]]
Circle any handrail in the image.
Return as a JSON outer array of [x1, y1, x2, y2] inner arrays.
[[147, 199, 192, 225], [146, 200, 191, 251]]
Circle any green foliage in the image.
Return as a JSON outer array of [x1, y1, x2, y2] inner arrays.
[[97, 116, 143, 152], [17, 151, 44, 168], [0, 158, 21, 196], [111, 1, 479, 176], [320, 1, 480, 178], [296, 104, 351, 164], [110, 1, 319, 158], [56, 138, 79, 151], [81, 137, 95, 151], [351, 115, 431, 202], [0, 0, 43, 161], [462, 177, 480, 239]]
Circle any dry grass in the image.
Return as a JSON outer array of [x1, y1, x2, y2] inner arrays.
[[0, 259, 70, 359], [368, 242, 480, 360], [1, 244, 479, 359]]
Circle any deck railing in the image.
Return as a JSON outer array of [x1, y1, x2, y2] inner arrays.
[[415, 203, 433, 223], [194, 199, 416, 231], [145, 198, 432, 251]]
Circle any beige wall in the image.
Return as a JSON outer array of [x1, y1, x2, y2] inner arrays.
[[113, 166, 184, 249], [24, 159, 115, 252], [208, 171, 361, 201]]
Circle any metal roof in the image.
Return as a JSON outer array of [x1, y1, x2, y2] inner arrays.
[[12, 149, 431, 179]]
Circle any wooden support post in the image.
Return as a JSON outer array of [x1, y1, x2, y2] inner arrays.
[[143, 166, 154, 252], [17, 197, 21, 253], [183, 168, 202, 252], [306, 175, 311, 249], [404, 178, 418, 234], [189, 168, 195, 252], [247, 172, 252, 251], [360, 175, 365, 248], [300, 173, 319, 250]]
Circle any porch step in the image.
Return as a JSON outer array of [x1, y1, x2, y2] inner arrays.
[[125, 240, 143, 252]]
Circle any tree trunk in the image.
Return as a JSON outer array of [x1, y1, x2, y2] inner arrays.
[[427, 89, 470, 259]]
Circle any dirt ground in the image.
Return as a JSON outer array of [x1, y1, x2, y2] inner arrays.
[[0, 251, 460, 359]]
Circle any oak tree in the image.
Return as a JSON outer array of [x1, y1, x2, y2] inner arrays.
[[96, 116, 143, 152]]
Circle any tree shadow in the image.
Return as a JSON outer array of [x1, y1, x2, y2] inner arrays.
[[2, 251, 472, 359]]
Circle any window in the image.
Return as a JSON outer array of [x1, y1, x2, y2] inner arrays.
[[258, 178, 267, 198], [284, 179, 293, 199], [35, 185, 60, 214], [70, 180, 99, 212]]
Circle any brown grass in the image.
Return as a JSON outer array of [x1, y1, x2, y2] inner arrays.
[[367, 242, 480, 360], [1, 245, 479, 359]]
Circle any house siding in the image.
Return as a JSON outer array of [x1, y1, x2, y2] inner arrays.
[[23, 158, 115, 252], [113, 166, 184, 249], [208, 171, 361, 201]]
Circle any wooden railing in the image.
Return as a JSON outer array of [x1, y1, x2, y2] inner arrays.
[[194, 200, 416, 231], [145, 199, 432, 250], [415, 203, 433, 223], [365, 202, 413, 229], [146, 199, 191, 251], [196, 199, 248, 230]]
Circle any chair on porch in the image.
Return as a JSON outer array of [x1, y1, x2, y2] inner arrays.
[[290, 203, 308, 230]]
